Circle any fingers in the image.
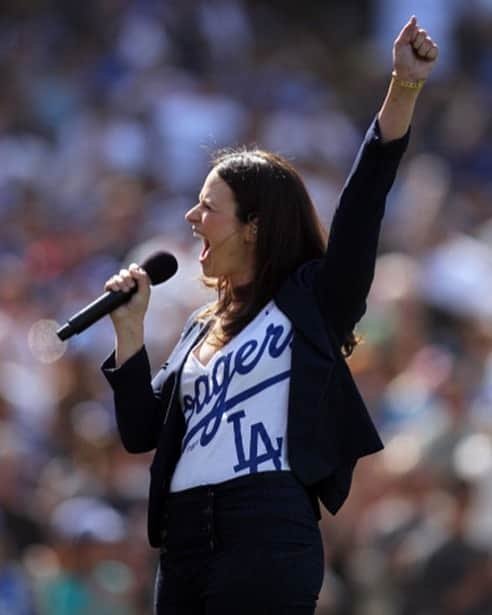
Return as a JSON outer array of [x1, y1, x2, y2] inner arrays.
[[395, 15, 418, 45], [127, 263, 147, 282], [395, 16, 439, 63], [412, 30, 427, 49], [397, 16, 437, 48], [105, 271, 135, 293], [425, 45, 439, 61], [104, 263, 149, 293], [412, 31, 438, 59]]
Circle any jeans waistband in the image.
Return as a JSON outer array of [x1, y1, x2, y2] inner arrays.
[[166, 470, 301, 502]]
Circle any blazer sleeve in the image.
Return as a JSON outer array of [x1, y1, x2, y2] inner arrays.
[[101, 346, 171, 453], [314, 118, 410, 344], [101, 309, 203, 454]]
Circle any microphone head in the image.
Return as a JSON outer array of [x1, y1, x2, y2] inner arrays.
[[141, 252, 178, 285]]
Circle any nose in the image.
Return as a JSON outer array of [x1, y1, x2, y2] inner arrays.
[[185, 203, 200, 223]]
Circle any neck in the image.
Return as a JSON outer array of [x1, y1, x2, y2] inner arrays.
[[229, 271, 254, 289]]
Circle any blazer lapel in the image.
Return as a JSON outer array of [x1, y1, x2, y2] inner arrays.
[[165, 318, 211, 375], [160, 318, 211, 428]]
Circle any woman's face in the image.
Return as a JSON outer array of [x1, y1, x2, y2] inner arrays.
[[185, 168, 256, 285]]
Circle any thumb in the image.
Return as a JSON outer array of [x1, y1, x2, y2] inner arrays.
[[395, 15, 418, 46]]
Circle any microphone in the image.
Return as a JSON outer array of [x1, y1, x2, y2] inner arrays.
[[56, 252, 178, 341]]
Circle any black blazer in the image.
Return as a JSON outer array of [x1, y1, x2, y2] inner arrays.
[[102, 118, 409, 547]]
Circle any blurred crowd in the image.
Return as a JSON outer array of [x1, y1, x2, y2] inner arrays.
[[1, 0, 492, 613]]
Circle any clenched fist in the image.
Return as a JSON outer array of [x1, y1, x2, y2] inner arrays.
[[104, 263, 151, 326], [393, 16, 439, 83]]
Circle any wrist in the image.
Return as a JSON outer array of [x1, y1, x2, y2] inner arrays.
[[114, 320, 144, 340], [391, 70, 425, 91], [114, 325, 145, 368]]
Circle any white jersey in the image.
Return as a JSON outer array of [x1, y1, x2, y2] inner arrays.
[[170, 300, 292, 492]]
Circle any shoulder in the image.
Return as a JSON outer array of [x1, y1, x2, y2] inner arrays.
[[274, 259, 323, 322], [283, 258, 322, 292]]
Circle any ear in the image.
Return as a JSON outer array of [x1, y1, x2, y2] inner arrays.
[[244, 221, 258, 243]]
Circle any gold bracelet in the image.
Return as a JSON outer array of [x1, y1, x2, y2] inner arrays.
[[391, 71, 425, 90]]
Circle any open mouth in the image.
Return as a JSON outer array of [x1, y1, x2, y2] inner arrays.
[[199, 237, 211, 263]]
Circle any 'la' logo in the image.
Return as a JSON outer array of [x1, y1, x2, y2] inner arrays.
[[227, 410, 283, 473]]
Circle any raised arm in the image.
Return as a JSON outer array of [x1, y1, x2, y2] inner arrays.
[[315, 17, 438, 344], [378, 16, 439, 142]]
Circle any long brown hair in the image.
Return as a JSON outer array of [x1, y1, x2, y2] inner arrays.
[[199, 147, 358, 357]]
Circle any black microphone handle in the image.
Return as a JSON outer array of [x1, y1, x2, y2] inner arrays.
[[56, 285, 138, 341]]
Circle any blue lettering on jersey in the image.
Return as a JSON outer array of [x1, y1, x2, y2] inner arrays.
[[227, 410, 283, 473], [181, 322, 293, 451]]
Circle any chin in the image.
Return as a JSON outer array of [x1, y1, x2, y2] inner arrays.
[[202, 265, 233, 281], [201, 262, 219, 278]]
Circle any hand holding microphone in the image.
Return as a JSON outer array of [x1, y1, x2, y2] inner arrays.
[[56, 252, 178, 341], [104, 263, 151, 326]]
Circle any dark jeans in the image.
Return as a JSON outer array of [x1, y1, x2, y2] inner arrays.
[[154, 471, 324, 614]]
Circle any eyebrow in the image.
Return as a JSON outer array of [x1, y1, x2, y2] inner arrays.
[[199, 194, 216, 207]]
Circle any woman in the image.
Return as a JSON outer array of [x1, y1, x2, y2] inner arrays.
[[102, 16, 438, 615]]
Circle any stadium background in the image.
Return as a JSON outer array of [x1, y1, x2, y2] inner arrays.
[[1, 0, 492, 613]]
